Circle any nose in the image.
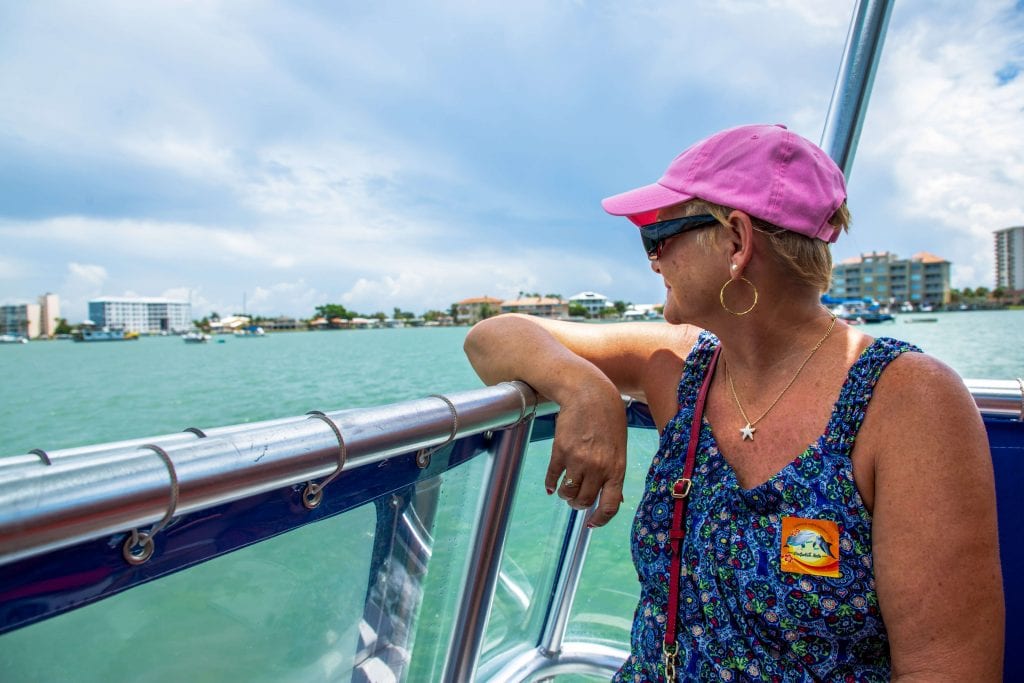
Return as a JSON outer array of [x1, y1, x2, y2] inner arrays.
[[650, 258, 662, 274]]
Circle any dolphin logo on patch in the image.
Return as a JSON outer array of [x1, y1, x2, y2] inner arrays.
[[785, 529, 836, 558]]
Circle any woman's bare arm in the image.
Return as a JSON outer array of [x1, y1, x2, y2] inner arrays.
[[463, 313, 696, 526], [862, 353, 1004, 681]]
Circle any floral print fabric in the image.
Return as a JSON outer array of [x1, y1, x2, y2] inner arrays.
[[614, 331, 920, 682]]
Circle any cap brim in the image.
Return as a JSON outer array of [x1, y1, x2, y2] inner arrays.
[[601, 182, 695, 226]]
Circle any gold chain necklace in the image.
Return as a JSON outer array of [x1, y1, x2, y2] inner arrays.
[[724, 315, 838, 441]]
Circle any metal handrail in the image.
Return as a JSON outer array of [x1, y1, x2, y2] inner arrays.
[[2, 377, 1018, 570], [0, 381, 546, 568], [965, 379, 1024, 421]]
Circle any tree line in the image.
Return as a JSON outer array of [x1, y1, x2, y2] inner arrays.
[[949, 286, 1021, 305]]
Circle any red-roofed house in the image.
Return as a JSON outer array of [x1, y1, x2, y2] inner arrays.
[[455, 296, 504, 324], [499, 296, 569, 319]]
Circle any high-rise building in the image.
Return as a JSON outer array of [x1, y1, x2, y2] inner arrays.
[[39, 292, 60, 338], [829, 251, 951, 305], [88, 297, 191, 334], [995, 226, 1023, 292]]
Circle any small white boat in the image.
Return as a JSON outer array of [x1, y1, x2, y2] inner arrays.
[[183, 331, 211, 343]]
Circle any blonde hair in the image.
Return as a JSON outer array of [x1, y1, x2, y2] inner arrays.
[[683, 199, 851, 293]]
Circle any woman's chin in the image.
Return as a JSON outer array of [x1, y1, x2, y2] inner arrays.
[[662, 303, 683, 325]]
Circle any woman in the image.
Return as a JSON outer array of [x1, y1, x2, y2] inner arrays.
[[464, 124, 1003, 681]]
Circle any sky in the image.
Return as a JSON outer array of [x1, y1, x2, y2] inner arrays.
[[1, 0, 1022, 322]]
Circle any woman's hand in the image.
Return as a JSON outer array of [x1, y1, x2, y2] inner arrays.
[[544, 378, 627, 527]]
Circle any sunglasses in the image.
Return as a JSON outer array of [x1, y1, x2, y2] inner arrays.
[[640, 214, 720, 260]]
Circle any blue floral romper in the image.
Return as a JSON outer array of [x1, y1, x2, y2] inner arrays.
[[614, 331, 920, 682]]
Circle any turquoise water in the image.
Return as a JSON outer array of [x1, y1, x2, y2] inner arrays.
[[2, 310, 1020, 458], [0, 312, 1021, 682], [1, 326, 484, 457]]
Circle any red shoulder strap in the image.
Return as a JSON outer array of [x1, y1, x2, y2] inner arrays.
[[663, 344, 720, 680]]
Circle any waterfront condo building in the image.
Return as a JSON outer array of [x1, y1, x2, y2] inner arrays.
[[88, 297, 191, 334], [1, 303, 40, 338], [995, 226, 1023, 293], [0, 293, 61, 339], [829, 251, 951, 306]]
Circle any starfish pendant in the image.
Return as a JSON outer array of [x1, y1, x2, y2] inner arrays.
[[740, 423, 756, 441]]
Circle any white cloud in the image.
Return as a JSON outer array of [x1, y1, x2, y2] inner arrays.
[[58, 262, 110, 321], [602, 0, 854, 109], [0, 256, 31, 282], [18, 216, 302, 268], [66, 262, 108, 287], [855, 0, 1024, 286], [246, 280, 326, 316]]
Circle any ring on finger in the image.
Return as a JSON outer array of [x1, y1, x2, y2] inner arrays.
[[563, 477, 579, 489]]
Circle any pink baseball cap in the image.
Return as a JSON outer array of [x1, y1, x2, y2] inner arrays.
[[601, 124, 847, 242]]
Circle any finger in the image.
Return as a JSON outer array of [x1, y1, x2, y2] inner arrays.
[[568, 477, 600, 510], [585, 479, 624, 528], [544, 448, 567, 495], [557, 473, 582, 501]]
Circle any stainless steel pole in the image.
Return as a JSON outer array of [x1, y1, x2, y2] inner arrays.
[[441, 417, 535, 683], [820, 0, 894, 176], [538, 509, 593, 656]]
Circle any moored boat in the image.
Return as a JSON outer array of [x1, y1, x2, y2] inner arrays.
[[72, 327, 139, 342]]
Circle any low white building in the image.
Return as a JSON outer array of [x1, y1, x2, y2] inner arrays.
[[88, 297, 191, 334], [209, 315, 251, 334], [623, 304, 663, 320], [568, 291, 614, 318]]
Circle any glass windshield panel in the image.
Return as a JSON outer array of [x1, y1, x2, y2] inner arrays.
[[0, 504, 377, 682], [477, 426, 658, 680]]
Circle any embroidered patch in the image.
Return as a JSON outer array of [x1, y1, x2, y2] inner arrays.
[[780, 516, 841, 577]]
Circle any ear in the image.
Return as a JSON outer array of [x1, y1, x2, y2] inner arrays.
[[722, 210, 755, 275]]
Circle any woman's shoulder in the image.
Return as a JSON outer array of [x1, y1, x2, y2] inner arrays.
[[858, 345, 984, 458], [623, 322, 705, 371], [622, 323, 705, 427], [870, 343, 968, 406]]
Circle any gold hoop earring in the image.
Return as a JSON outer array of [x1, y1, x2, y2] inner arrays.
[[720, 276, 758, 316]]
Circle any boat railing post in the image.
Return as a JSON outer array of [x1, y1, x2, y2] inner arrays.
[[820, 0, 894, 176], [441, 415, 535, 683], [537, 507, 593, 657]]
